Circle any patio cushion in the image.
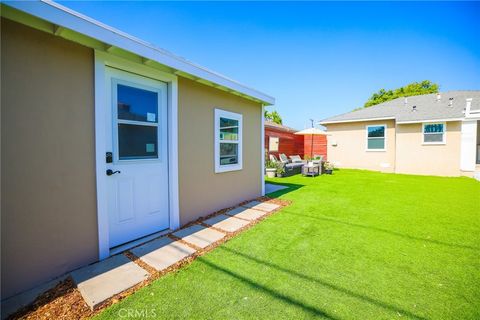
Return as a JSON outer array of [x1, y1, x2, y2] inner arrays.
[[279, 154, 289, 163], [289, 155, 304, 163]]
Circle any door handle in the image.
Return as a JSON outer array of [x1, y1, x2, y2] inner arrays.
[[106, 169, 121, 176]]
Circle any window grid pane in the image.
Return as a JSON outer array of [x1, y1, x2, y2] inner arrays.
[[367, 126, 385, 138], [117, 84, 158, 123], [424, 133, 444, 142], [220, 142, 238, 165], [424, 124, 444, 133], [118, 124, 158, 160], [220, 127, 238, 141], [367, 138, 385, 150]]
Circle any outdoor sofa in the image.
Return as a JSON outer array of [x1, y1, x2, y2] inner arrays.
[[270, 154, 304, 176]]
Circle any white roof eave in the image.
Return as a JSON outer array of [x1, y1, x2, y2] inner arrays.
[[5, 0, 275, 105]]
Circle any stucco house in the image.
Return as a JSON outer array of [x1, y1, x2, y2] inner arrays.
[[320, 91, 480, 177], [1, 1, 274, 302]]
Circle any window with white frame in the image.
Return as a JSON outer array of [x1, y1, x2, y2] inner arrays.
[[423, 123, 445, 144], [366, 125, 386, 151], [215, 109, 242, 173]]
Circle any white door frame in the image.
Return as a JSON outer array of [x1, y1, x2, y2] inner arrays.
[[94, 51, 179, 259]]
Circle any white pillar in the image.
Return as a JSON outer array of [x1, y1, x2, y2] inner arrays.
[[460, 120, 477, 172]]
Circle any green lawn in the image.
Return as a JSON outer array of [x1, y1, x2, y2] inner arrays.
[[96, 170, 480, 320]]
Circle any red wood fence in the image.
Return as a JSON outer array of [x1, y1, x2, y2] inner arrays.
[[264, 121, 327, 160]]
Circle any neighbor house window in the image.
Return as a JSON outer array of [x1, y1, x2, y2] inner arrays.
[[366, 125, 386, 151], [423, 123, 446, 144], [269, 136, 279, 152], [215, 109, 243, 173]]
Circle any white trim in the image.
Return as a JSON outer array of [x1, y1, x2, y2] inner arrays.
[[321, 117, 466, 125], [94, 51, 179, 259], [261, 105, 265, 196], [422, 122, 446, 145], [320, 116, 395, 125], [94, 55, 109, 260], [397, 118, 464, 124], [214, 109, 243, 173], [109, 229, 171, 256], [365, 124, 387, 152], [168, 74, 180, 230], [5, 0, 274, 105]]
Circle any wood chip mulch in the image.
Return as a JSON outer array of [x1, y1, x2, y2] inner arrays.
[[7, 196, 291, 320]]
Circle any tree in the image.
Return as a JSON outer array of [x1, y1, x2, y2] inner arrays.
[[264, 110, 283, 125], [363, 80, 439, 108]]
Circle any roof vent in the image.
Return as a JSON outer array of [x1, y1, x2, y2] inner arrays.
[[412, 105, 417, 112], [448, 97, 454, 107], [436, 93, 441, 101]]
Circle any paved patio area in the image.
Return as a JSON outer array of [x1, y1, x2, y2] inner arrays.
[[68, 199, 282, 310]]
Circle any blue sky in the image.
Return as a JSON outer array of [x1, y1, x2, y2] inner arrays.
[[60, 1, 480, 129]]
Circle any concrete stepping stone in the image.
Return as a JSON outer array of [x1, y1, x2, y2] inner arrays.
[[242, 200, 280, 212], [173, 224, 225, 248], [131, 237, 196, 271], [203, 214, 250, 233], [226, 206, 267, 221], [71, 254, 148, 309]]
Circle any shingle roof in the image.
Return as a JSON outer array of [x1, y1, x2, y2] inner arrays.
[[264, 121, 299, 133], [320, 91, 480, 124]]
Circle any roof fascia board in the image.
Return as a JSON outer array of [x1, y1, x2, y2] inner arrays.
[[319, 116, 396, 125], [4, 1, 275, 105], [264, 125, 297, 133]]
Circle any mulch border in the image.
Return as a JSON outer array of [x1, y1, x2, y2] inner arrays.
[[7, 196, 291, 320]]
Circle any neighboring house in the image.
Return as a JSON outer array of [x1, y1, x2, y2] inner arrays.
[[1, 2, 274, 301], [264, 121, 327, 160], [264, 121, 304, 158], [320, 91, 480, 177]]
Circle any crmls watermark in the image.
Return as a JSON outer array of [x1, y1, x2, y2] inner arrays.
[[117, 308, 157, 318]]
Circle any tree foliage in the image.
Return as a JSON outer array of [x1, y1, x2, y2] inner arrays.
[[264, 110, 283, 124], [363, 80, 439, 108]]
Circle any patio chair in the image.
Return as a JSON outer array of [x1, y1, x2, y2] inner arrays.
[[269, 154, 278, 163]]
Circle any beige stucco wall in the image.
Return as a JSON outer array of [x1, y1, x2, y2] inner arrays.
[[1, 18, 263, 299], [177, 78, 262, 225], [395, 121, 462, 176], [1, 19, 98, 298], [326, 120, 396, 172]]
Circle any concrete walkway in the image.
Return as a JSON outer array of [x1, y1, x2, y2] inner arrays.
[[69, 200, 281, 310]]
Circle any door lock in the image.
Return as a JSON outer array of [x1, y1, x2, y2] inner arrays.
[[106, 152, 113, 163], [106, 169, 121, 176]]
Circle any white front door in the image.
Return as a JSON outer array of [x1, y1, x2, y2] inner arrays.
[[105, 67, 169, 248]]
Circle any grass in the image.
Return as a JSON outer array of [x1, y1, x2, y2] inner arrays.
[[95, 170, 480, 319]]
